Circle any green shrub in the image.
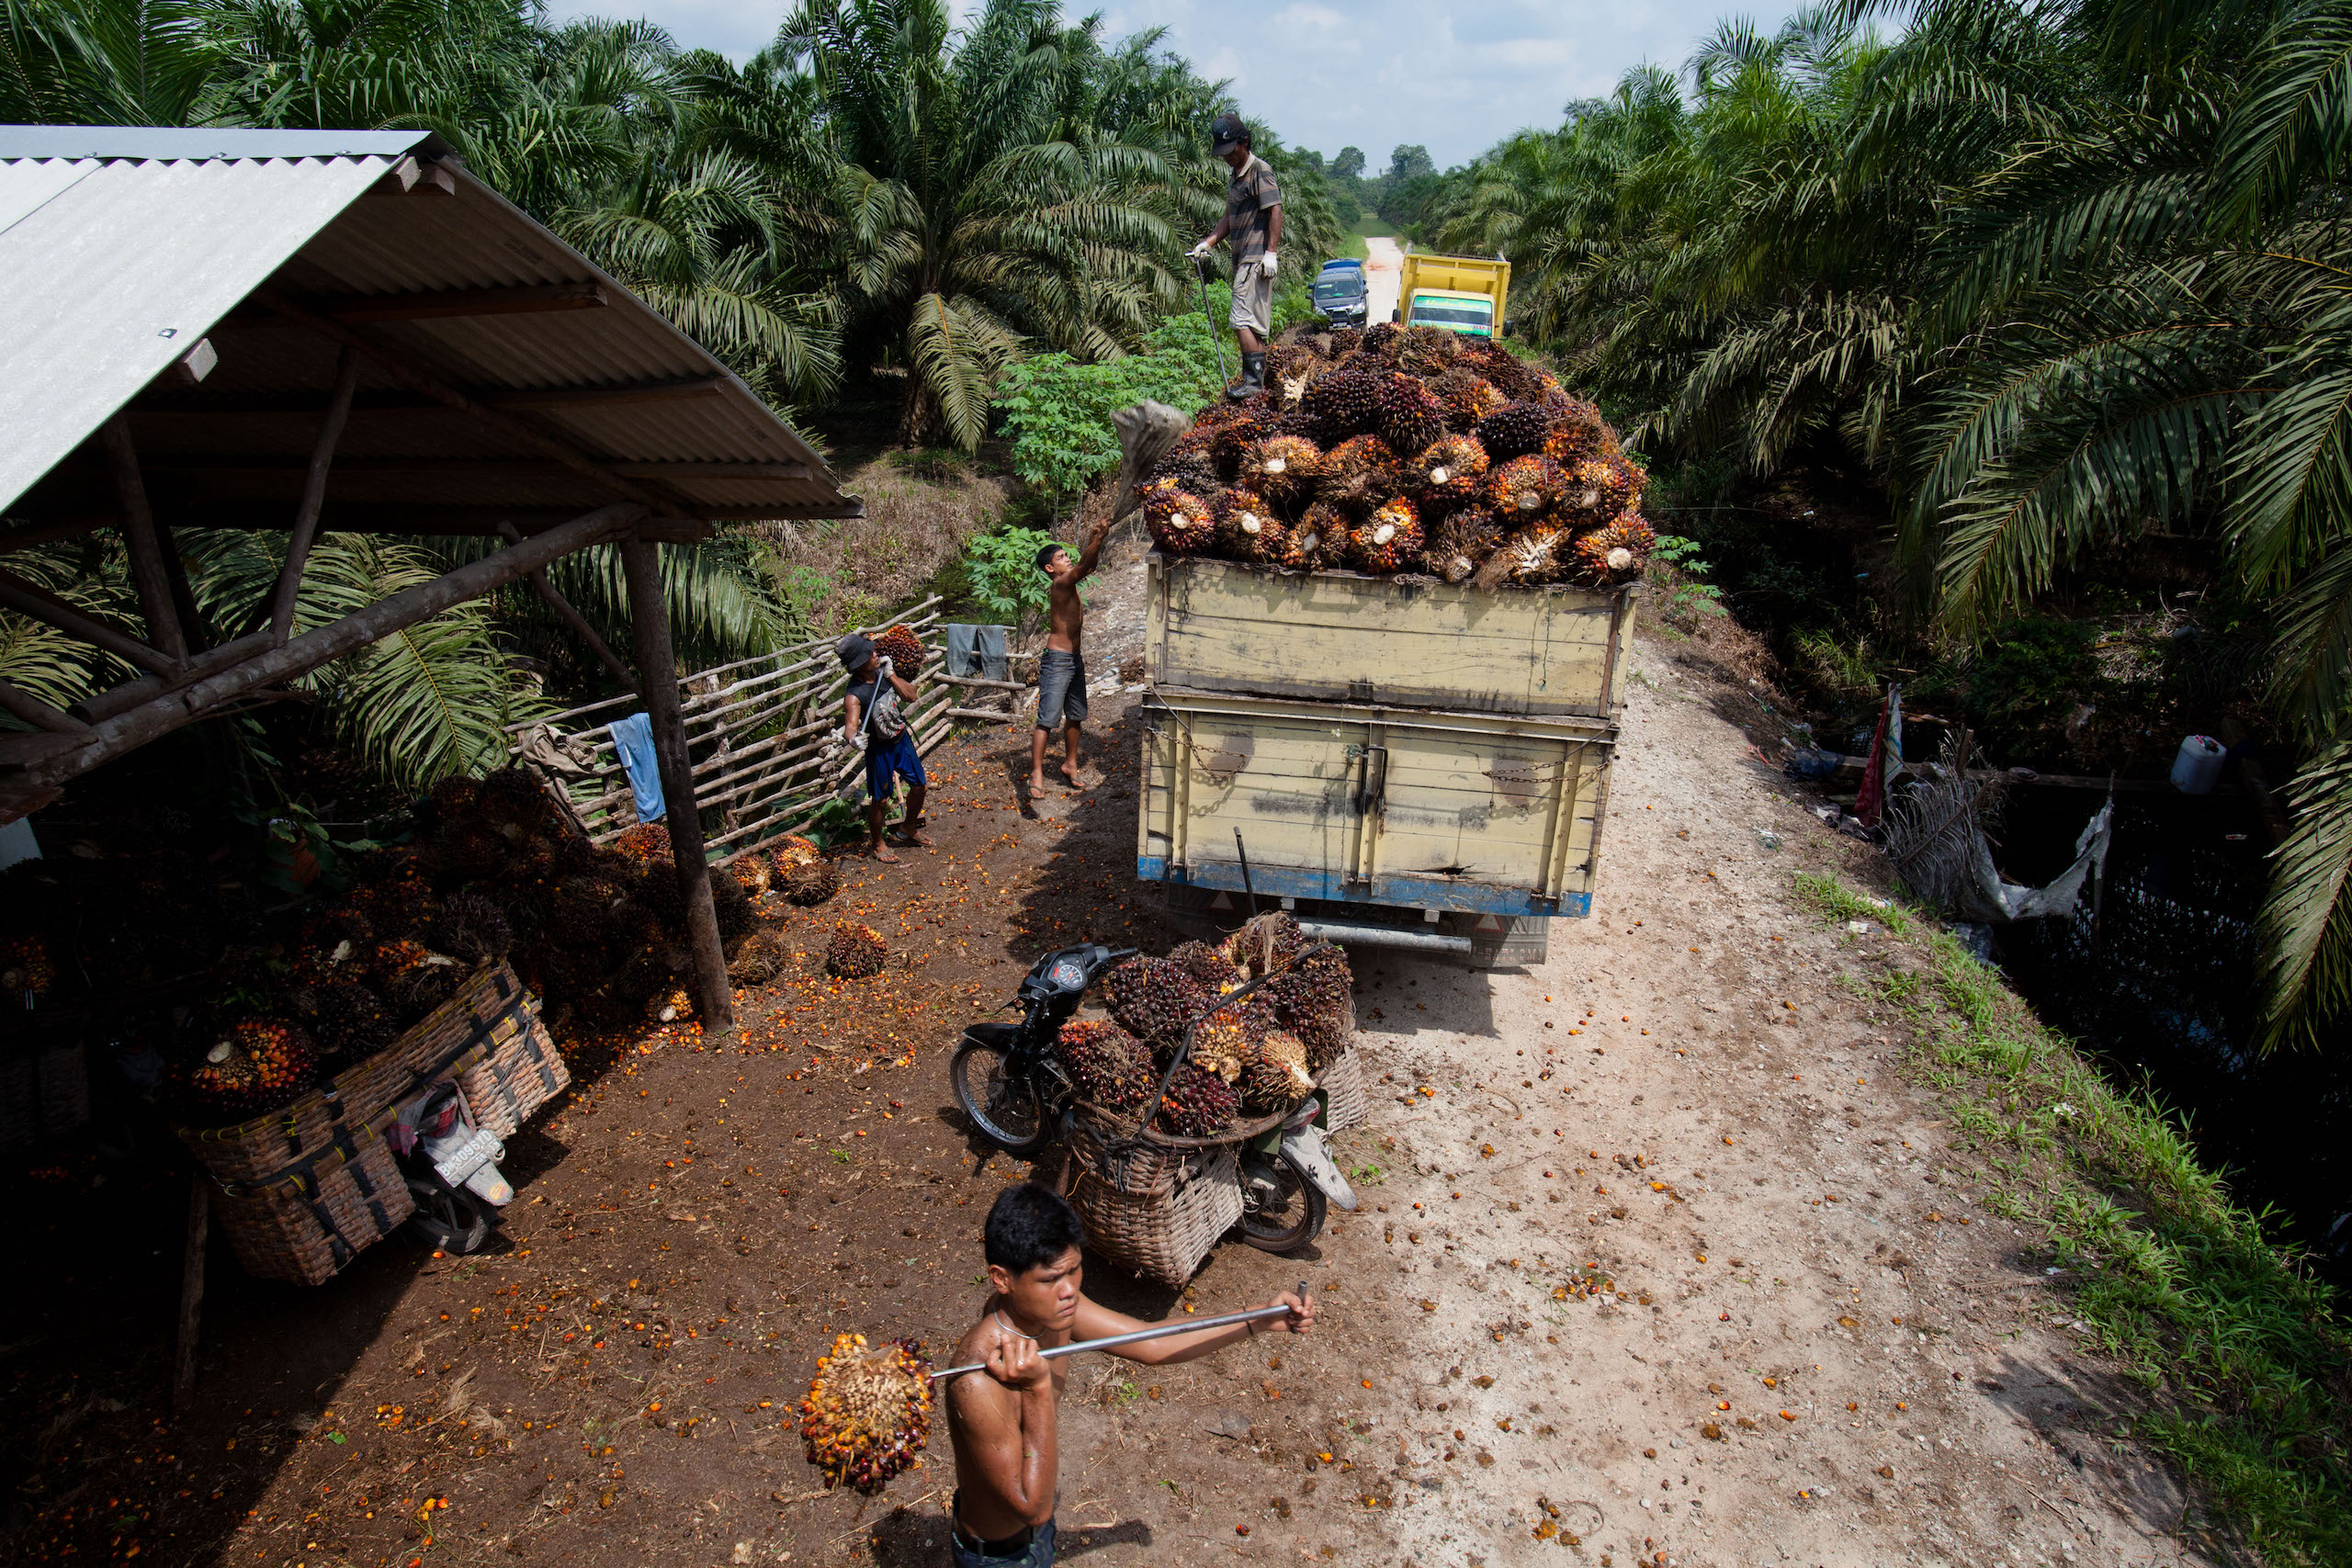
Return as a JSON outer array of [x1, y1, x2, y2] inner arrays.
[[963, 526, 1064, 628]]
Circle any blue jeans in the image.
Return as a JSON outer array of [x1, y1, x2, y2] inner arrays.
[[949, 1511, 1055, 1566], [1035, 649, 1087, 730]]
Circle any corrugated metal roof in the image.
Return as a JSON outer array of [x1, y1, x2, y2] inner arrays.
[[1, 126, 855, 528], [0, 125, 435, 160]]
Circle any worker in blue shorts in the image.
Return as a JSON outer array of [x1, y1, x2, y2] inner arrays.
[[839, 633, 929, 863]]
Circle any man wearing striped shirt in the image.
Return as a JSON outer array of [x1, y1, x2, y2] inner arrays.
[[1190, 111, 1283, 400]]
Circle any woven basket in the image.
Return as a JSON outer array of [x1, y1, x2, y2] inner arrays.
[[1317, 1044, 1368, 1133], [0, 1042, 88, 1153], [1065, 1118, 1242, 1289], [210, 1126, 414, 1286], [179, 963, 542, 1184], [457, 999, 569, 1139]]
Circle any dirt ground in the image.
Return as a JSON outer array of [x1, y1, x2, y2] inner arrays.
[[3, 548, 2217, 1568]]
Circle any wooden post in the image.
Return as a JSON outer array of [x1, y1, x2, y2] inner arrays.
[[621, 535, 735, 1037], [173, 1172, 209, 1414], [269, 348, 362, 647], [98, 416, 188, 663]]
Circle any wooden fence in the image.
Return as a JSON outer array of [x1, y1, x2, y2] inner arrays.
[[503, 599, 1012, 863]]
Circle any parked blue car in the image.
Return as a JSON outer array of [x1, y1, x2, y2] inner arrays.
[[1312, 258, 1367, 328]]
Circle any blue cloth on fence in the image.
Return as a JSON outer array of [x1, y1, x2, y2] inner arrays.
[[945, 622, 1010, 682], [608, 713, 665, 821]]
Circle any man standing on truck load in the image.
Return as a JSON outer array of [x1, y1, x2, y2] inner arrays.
[[944, 1183, 1313, 1566], [1028, 509, 1114, 798], [1190, 111, 1283, 400]]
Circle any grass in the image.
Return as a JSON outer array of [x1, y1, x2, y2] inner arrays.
[[1793, 871, 2352, 1564], [1336, 212, 1389, 262]]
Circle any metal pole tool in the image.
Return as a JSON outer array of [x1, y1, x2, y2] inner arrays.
[[928, 1287, 1306, 1382]]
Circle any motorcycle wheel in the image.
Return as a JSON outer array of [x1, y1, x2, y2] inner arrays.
[[951, 1038, 1051, 1156], [403, 1175, 492, 1255], [1238, 1148, 1326, 1253]]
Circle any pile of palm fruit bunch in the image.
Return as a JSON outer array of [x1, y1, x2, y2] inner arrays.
[[797, 1332, 934, 1495], [1137, 323, 1652, 590], [1091, 912, 1352, 1135], [0, 827, 254, 1010]]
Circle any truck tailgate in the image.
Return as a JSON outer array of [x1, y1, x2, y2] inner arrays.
[[1136, 688, 1614, 917]]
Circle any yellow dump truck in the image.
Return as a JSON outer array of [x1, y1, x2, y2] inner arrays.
[[1396, 251, 1511, 337], [1136, 555, 1635, 965]]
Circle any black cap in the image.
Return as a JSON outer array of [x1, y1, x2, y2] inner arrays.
[[836, 633, 874, 671], [1210, 112, 1249, 152]]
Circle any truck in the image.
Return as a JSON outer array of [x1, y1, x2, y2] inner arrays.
[[1394, 251, 1511, 338], [1135, 554, 1636, 965]]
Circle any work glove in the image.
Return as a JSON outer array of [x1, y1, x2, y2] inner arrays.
[[1261, 251, 1279, 278], [1187, 239, 1213, 260]]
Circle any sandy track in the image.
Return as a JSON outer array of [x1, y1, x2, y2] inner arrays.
[[1363, 236, 1403, 326]]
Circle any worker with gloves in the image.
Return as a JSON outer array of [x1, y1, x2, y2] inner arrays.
[[1190, 112, 1283, 400]]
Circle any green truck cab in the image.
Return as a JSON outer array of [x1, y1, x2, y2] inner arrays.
[[1395, 251, 1511, 337]]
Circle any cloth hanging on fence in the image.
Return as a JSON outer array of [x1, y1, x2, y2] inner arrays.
[[1956, 797, 2113, 923], [944, 623, 1009, 682], [1856, 683, 1904, 829], [607, 713, 665, 822], [512, 723, 600, 778]]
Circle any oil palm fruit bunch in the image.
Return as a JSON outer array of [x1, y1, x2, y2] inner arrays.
[[1156, 1062, 1240, 1137], [1386, 323, 1463, 378], [476, 768, 560, 840], [1473, 400, 1554, 460], [551, 876, 624, 948], [1350, 498, 1424, 574], [428, 773, 481, 823], [825, 922, 888, 979], [1572, 513, 1657, 585], [1100, 955, 1211, 1052], [1239, 1029, 1316, 1113], [184, 1018, 319, 1121], [1186, 1006, 1258, 1081], [1318, 434, 1401, 513], [1411, 434, 1488, 510], [1434, 367, 1510, 432], [1374, 372, 1448, 458], [1142, 486, 1217, 556], [771, 835, 821, 874], [1151, 444, 1224, 499], [1239, 434, 1321, 508], [798, 1334, 933, 1495], [432, 819, 509, 880], [1258, 946, 1353, 1069], [647, 985, 695, 1023], [381, 942, 465, 1020], [303, 979, 394, 1059], [872, 624, 925, 672], [1419, 507, 1500, 584], [1215, 489, 1290, 565], [1208, 403, 1283, 477], [1263, 344, 1328, 408], [1170, 939, 1244, 994], [1477, 525, 1568, 588], [1539, 398, 1611, 468], [1221, 911, 1306, 978], [1362, 322, 1402, 358], [434, 891, 512, 967], [781, 857, 842, 908], [350, 866, 434, 941], [1300, 367, 1384, 443], [1281, 503, 1345, 570], [730, 853, 775, 898], [728, 929, 796, 987], [614, 822, 672, 867], [1056, 1020, 1155, 1111], [0, 934, 56, 998], [1487, 454, 1565, 519], [707, 869, 755, 940]]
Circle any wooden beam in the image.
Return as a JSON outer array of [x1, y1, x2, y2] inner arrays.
[[495, 519, 635, 691], [172, 1174, 209, 1414], [228, 282, 608, 326], [269, 349, 362, 647], [0, 517, 107, 555], [150, 519, 209, 652], [251, 288, 682, 515], [69, 630, 272, 723], [0, 568, 176, 675], [6, 504, 646, 797], [623, 535, 734, 1039], [126, 375, 729, 420], [98, 417, 188, 663], [122, 456, 809, 480], [0, 679, 89, 735]]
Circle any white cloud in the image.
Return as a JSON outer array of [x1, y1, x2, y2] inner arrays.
[[549, 0, 1795, 167]]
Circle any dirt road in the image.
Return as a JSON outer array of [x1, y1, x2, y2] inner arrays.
[[14, 545, 2212, 1568], [1363, 237, 1403, 327]]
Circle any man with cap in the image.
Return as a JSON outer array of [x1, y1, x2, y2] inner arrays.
[[837, 632, 928, 862], [1190, 112, 1283, 400]]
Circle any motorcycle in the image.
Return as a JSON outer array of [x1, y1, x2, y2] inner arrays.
[[387, 1080, 516, 1255], [950, 943, 1356, 1253]]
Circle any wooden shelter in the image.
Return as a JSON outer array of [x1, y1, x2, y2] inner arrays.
[[0, 124, 862, 1035]]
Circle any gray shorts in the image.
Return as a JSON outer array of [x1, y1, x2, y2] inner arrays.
[[1230, 260, 1274, 336], [1037, 649, 1087, 729]]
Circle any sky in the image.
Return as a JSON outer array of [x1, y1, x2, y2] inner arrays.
[[548, 0, 1798, 170]]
